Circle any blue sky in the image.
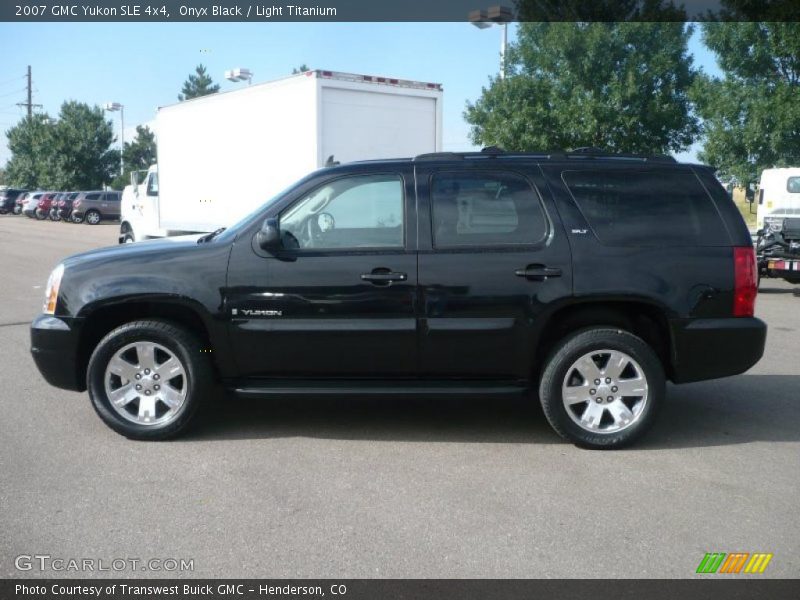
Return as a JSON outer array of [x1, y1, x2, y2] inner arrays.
[[0, 22, 720, 167]]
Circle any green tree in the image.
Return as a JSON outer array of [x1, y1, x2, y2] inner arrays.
[[464, 22, 698, 154], [49, 102, 119, 189], [5, 103, 118, 189], [110, 125, 157, 189], [692, 23, 800, 185], [292, 64, 310, 74], [178, 64, 220, 101], [4, 114, 57, 188]]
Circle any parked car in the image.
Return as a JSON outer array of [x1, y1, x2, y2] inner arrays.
[[22, 191, 47, 217], [0, 188, 27, 214], [71, 191, 121, 224], [30, 150, 765, 447], [14, 192, 28, 215], [48, 193, 67, 221], [57, 192, 81, 222], [35, 192, 59, 220], [13, 192, 28, 215]]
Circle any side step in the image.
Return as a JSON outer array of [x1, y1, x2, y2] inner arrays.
[[230, 379, 529, 398]]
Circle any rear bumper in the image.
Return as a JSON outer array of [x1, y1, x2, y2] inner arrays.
[[669, 317, 767, 383], [30, 314, 85, 392]]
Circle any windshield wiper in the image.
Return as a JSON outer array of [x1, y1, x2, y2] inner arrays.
[[197, 227, 226, 244]]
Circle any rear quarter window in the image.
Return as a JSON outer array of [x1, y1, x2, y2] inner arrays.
[[787, 177, 800, 193], [562, 169, 729, 246]]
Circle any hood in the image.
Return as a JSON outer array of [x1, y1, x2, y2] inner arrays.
[[62, 234, 210, 269]]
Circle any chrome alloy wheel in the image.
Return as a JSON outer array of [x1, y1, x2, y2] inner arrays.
[[561, 350, 648, 434], [86, 211, 101, 224], [104, 342, 188, 426]]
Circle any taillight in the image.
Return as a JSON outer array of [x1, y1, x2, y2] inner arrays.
[[733, 246, 757, 317], [73, 200, 81, 207]]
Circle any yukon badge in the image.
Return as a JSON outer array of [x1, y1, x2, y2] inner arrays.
[[231, 308, 283, 317]]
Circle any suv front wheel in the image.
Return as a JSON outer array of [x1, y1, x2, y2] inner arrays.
[[539, 328, 664, 449], [87, 320, 214, 440]]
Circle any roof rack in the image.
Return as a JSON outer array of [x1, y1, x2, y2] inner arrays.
[[413, 147, 677, 163]]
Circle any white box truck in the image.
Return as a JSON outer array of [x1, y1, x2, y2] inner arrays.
[[120, 69, 443, 243]]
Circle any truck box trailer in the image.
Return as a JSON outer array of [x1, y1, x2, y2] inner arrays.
[[120, 69, 443, 241]]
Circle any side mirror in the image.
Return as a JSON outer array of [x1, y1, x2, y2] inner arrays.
[[256, 218, 281, 250]]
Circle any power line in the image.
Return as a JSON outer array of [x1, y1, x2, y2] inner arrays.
[[0, 74, 26, 88], [0, 88, 26, 100]]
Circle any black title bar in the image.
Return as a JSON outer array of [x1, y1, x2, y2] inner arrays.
[[3, 0, 800, 22], [4, 579, 800, 600]]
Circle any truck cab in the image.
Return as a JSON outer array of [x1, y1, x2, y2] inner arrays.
[[120, 166, 160, 243], [755, 167, 800, 284]]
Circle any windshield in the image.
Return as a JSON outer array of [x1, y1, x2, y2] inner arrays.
[[212, 179, 306, 244]]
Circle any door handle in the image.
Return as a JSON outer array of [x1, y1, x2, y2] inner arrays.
[[361, 270, 407, 285], [515, 264, 562, 281]]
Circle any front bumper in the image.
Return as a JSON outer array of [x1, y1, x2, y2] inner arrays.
[[669, 317, 767, 383], [30, 314, 85, 391]]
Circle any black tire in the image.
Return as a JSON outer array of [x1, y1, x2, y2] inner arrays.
[[87, 320, 215, 440], [13, 205, 22, 215], [85, 209, 101, 225], [35, 208, 47, 220], [72, 213, 84, 223], [538, 327, 665, 449], [49, 209, 60, 222]]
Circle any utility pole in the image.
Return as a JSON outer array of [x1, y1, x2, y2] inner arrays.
[[17, 65, 42, 118]]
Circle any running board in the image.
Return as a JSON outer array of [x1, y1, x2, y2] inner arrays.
[[230, 379, 529, 398]]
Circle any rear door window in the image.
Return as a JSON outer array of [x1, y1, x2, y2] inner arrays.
[[85, 193, 101, 201], [430, 171, 547, 247], [562, 169, 728, 246]]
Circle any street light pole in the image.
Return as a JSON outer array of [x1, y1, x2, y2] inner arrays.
[[104, 102, 124, 175], [469, 5, 513, 80]]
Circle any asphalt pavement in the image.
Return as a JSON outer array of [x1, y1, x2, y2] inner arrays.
[[1, 215, 798, 579]]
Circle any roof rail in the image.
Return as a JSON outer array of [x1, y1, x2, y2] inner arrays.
[[413, 147, 677, 163]]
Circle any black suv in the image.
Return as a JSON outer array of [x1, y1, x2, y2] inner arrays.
[[30, 151, 766, 448]]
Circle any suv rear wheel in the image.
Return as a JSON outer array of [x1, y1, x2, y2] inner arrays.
[[539, 328, 664, 449], [87, 320, 214, 440]]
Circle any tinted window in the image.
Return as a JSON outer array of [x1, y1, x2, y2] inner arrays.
[[431, 171, 546, 247], [787, 177, 800, 193], [562, 169, 728, 246], [104, 192, 120, 202], [69, 192, 79, 200], [280, 174, 404, 250], [85, 193, 101, 201]]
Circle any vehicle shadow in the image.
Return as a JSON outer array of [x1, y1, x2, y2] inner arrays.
[[185, 374, 800, 449]]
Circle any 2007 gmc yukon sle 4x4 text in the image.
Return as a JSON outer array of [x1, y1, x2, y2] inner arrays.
[[31, 150, 766, 448]]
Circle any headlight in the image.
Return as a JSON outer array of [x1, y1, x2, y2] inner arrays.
[[764, 217, 784, 233], [43, 263, 64, 314]]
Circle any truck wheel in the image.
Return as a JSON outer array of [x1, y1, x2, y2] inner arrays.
[[87, 320, 214, 440], [85, 210, 101, 225], [538, 328, 664, 449]]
